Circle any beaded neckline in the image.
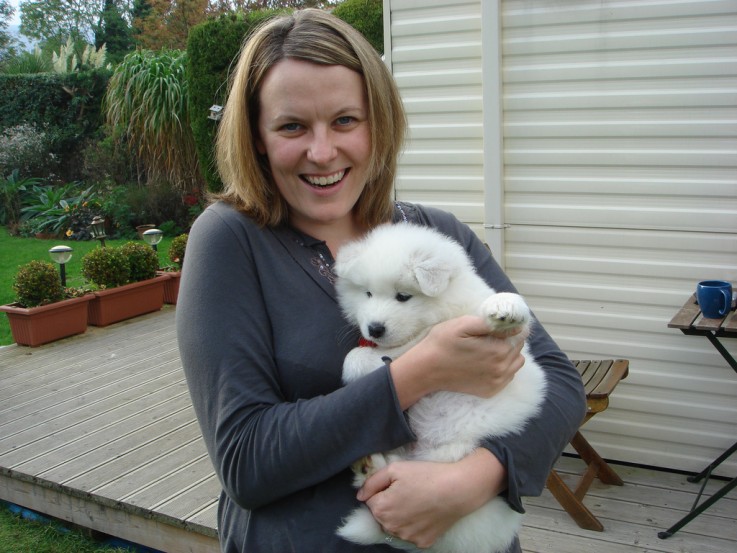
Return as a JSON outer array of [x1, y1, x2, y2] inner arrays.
[[290, 202, 410, 284]]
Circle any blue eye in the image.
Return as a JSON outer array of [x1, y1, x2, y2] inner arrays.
[[395, 292, 412, 303], [336, 116, 354, 126]]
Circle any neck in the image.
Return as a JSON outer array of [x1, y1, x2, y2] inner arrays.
[[292, 215, 367, 256]]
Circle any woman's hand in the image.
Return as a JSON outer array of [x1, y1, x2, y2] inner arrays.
[[390, 315, 526, 410], [357, 449, 506, 548]]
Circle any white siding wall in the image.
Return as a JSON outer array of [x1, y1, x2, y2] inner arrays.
[[388, 0, 737, 475], [389, 0, 486, 231]]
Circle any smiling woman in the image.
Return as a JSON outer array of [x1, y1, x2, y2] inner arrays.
[[255, 59, 372, 252], [178, 8, 585, 553]]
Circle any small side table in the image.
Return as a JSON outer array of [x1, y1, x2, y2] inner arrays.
[[659, 294, 737, 538]]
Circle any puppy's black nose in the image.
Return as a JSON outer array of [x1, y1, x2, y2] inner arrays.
[[368, 323, 385, 339]]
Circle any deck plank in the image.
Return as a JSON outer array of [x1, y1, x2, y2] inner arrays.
[[1, 306, 735, 553]]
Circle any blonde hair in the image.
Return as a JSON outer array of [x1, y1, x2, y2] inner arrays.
[[215, 8, 406, 228]]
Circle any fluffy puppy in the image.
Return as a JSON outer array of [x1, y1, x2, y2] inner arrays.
[[333, 223, 547, 553]]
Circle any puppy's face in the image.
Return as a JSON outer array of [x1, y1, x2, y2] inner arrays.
[[335, 225, 461, 348], [336, 276, 444, 348]]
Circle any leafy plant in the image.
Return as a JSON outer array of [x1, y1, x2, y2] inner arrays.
[[81, 246, 130, 288], [12, 260, 64, 307], [0, 170, 42, 229], [120, 241, 158, 282], [20, 182, 98, 237], [168, 233, 188, 269]]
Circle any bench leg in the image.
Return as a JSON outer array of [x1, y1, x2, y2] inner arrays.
[[546, 469, 604, 531]]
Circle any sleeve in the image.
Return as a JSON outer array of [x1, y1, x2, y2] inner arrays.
[[420, 206, 587, 513], [176, 206, 415, 510]]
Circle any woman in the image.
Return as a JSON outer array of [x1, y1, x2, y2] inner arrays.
[[177, 9, 586, 553]]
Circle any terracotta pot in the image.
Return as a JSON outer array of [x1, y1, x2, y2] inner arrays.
[[156, 270, 181, 304], [88, 275, 169, 327], [136, 224, 156, 239], [0, 294, 94, 347]]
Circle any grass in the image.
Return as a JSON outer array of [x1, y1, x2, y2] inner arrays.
[[0, 501, 137, 553], [0, 227, 174, 346]]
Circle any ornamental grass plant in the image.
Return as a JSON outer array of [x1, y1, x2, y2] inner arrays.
[[104, 50, 201, 190]]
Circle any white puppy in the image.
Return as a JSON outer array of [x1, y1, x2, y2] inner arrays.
[[333, 223, 547, 553]]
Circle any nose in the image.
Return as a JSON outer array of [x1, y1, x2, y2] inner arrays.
[[307, 128, 337, 164], [368, 323, 385, 339]]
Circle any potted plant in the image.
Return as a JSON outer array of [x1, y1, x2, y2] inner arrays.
[[82, 243, 169, 327], [156, 233, 187, 304], [0, 260, 94, 347]]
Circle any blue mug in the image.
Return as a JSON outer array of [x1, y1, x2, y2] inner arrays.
[[696, 280, 732, 319]]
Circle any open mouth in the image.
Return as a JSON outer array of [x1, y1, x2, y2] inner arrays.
[[302, 169, 347, 188]]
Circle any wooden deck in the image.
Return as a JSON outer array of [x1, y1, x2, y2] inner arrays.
[[0, 306, 735, 553]]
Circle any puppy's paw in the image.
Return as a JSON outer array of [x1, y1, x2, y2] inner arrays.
[[343, 347, 386, 383], [480, 292, 531, 336], [351, 453, 388, 488]]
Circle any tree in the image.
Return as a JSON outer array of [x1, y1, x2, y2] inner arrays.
[[95, 0, 133, 63], [131, 0, 152, 47], [135, 0, 209, 50], [0, 0, 16, 62], [20, 0, 104, 45]]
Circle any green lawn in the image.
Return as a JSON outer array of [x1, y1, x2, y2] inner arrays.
[[0, 228, 174, 346], [0, 501, 137, 553]]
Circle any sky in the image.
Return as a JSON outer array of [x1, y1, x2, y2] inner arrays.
[[8, 0, 21, 26]]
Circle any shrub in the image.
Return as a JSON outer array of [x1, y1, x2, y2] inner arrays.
[[333, 0, 384, 54], [120, 241, 158, 282], [81, 246, 130, 288], [0, 123, 57, 178], [12, 260, 65, 307], [0, 71, 111, 182], [186, 10, 283, 193], [168, 233, 188, 269]]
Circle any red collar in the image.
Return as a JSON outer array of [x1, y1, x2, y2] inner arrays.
[[358, 337, 378, 348]]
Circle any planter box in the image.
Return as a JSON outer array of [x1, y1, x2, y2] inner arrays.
[[88, 275, 169, 327], [157, 270, 181, 305], [0, 294, 94, 347]]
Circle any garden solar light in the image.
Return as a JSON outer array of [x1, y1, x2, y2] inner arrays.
[[89, 215, 107, 247], [48, 245, 73, 287], [143, 228, 164, 251]]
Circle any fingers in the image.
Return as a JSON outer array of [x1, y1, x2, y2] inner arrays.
[[356, 466, 392, 502]]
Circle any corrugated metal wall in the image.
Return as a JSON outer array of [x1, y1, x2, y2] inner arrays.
[[389, 0, 737, 475]]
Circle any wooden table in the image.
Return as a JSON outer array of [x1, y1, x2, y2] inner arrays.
[[659, 293, 737, 538]]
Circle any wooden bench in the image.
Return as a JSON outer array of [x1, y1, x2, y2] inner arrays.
[[546, 359, 630, 531]]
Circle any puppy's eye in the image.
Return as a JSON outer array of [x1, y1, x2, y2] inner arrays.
[[395, 292, 412, 303], [366, 291, 372, 298]]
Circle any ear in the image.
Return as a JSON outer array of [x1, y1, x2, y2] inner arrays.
[[333, 241, 363, 279], [412, 256, 454, 296], [256, 137, 267, 155]]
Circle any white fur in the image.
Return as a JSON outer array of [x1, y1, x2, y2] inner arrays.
[[333, 223, 547, 553]]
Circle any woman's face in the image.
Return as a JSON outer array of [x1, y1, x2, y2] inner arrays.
[[257, 58, 371, 238]]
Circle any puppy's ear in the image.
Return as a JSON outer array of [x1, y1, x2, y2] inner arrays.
[[413, 255, 454, 296], [333, 241, 362, 279]]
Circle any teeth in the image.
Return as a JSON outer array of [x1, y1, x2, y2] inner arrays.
[[305, 171, 344, 186]]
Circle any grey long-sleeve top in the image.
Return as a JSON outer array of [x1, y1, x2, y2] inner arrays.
[[176, 201, 587, 553]]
